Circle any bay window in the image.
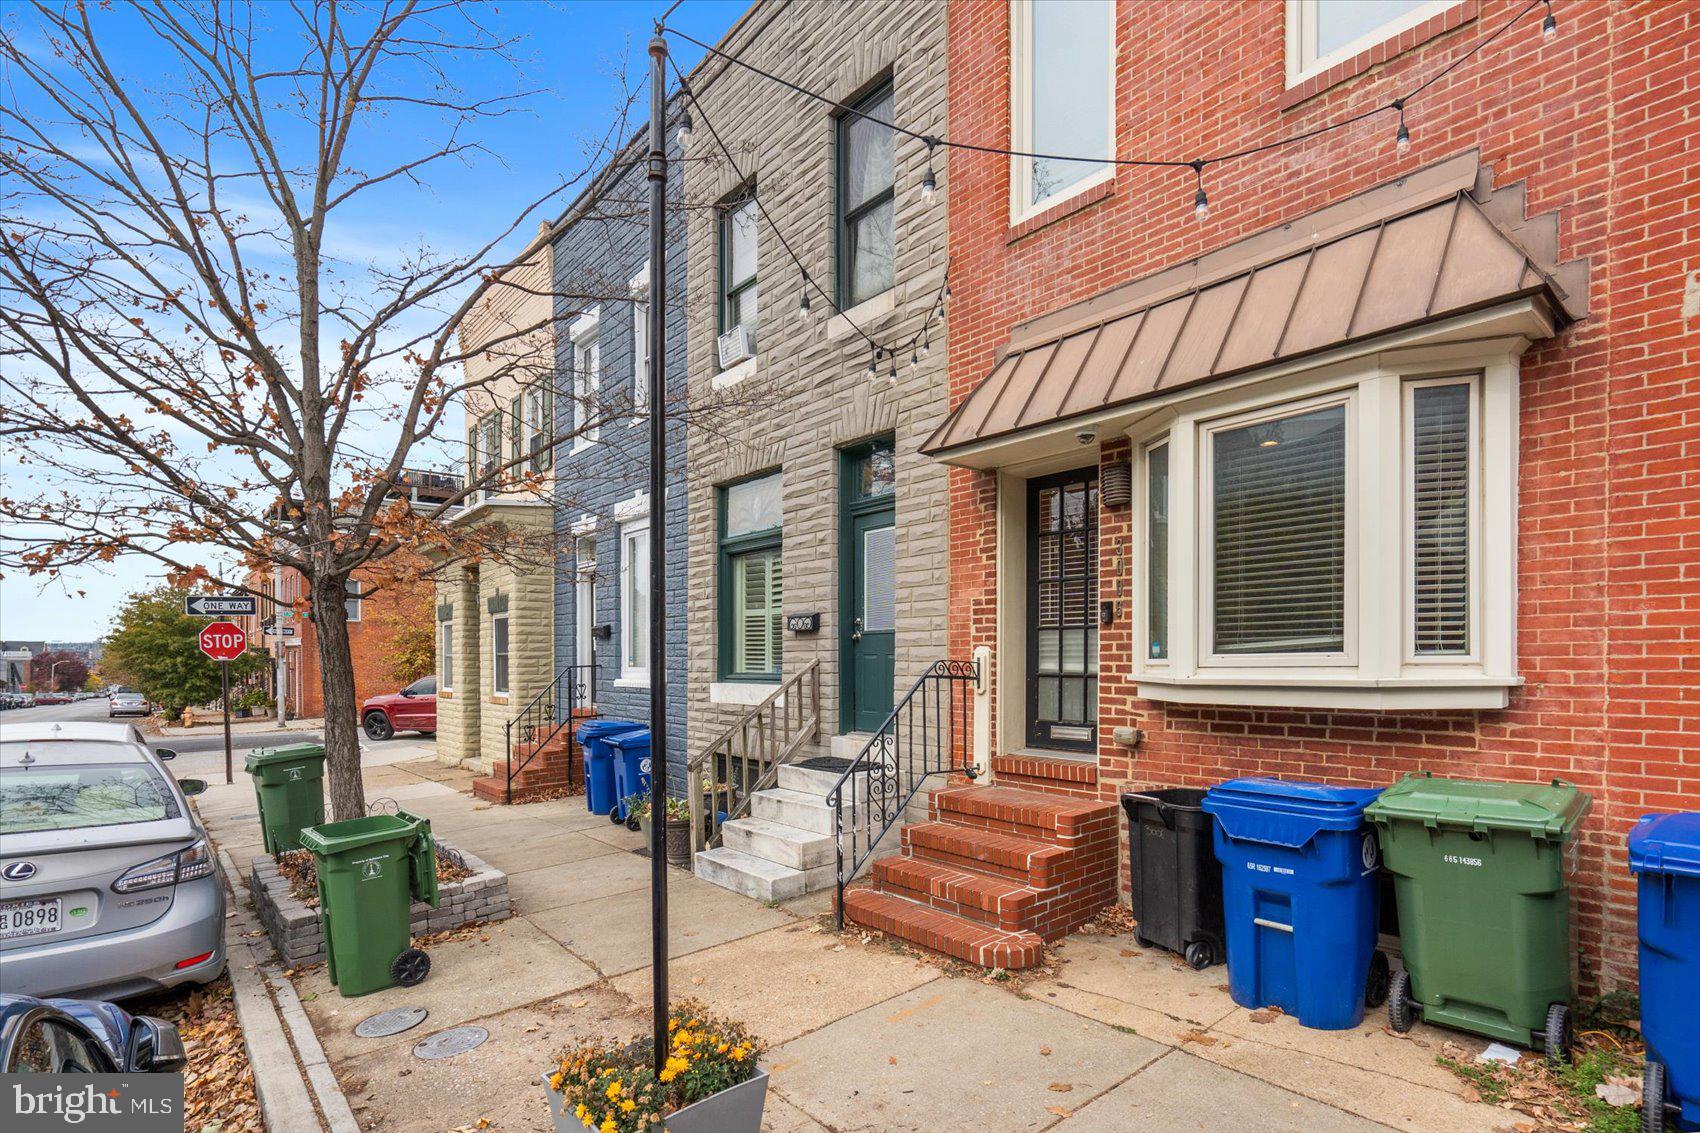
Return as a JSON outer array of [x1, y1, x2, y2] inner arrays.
[[1134, 357, 1512, 709], [1010, 0, 1115, 219], [718, 472, 782, 682]]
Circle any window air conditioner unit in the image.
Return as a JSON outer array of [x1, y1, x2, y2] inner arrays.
[[716, 325, 755, 369]]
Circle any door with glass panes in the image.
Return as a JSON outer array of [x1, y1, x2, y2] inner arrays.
[[1026, 470, 1098, 752], [842, 440, 896, 733]]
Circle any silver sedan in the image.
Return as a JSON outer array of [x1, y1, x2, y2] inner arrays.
[[0, 722, 226, 1000]]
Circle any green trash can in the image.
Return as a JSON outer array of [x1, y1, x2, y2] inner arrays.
[[1367, 773, 1592, 1058], [298, 811, 439, 997], [244, 743, 327, 854]]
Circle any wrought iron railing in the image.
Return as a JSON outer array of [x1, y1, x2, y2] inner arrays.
[[829, 659, 980, 928], [686, 660, 821, 853], [503, 662, 595, 804]]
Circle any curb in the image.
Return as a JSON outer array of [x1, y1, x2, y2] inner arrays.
[[218, 847, 359, 1133]]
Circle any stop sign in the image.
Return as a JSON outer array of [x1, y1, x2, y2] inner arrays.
[[199, 620, 247, 661]]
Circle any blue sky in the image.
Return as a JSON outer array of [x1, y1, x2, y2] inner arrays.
[[0, 0, 743, 642]]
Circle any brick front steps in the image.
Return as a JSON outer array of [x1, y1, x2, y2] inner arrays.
[[471, 733, 584, 804], [840, 784, 1119, 970], [990, 752, 1099, 795]]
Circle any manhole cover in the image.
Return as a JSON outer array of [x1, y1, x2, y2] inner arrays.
[[354, 1007, 427, 1039], [413, 1026, 488, 1060]]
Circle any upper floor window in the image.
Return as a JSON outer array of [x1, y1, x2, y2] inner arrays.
[[837, 81, 895, 307], [569, 310, 600, 452], [1286, 1, 1465, 86], [719, 190, 758, 339], [470, 412, 500, 498], [1010, 0, 1114, 220], [630, 265, 650, 419], [524, 382, 553, 472]]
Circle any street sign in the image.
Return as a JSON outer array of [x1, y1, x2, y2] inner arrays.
[[198, 621, 247, 661], [186, 594, 257, 617], [262, 624, 296, 638]]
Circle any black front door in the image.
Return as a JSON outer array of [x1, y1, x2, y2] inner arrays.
[[1026, 469, 1098, 752]]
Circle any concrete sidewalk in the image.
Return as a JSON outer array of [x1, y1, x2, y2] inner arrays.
[[195, 750, 1514, 1133]]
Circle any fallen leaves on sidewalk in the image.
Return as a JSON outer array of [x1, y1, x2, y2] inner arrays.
[[1178, 1029, 1218, 1047], [1076, 902, 1136, 936], [139, 979, 263, 1133], [1247, 1006, 1285, 1024]]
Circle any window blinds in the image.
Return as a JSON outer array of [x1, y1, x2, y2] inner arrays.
[[1411, 383, 1471, 655], [1212, 404, 1347, 655]]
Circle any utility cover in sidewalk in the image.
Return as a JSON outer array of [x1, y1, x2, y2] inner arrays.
[[355, 1007, 427, 1039], [413, 1025, 487, 1060]]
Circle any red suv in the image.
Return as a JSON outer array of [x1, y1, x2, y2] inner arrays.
[[360, 676, 436, 740]]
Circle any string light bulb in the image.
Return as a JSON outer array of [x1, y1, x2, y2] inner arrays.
[[910, 349, 920, 373], [1393, 99, 1411, 155], [866, 349, 879, 378], [919, 328, 930, 357], [1542, 0, 1558, 38], [798, 290, 812, 320], [943, 281, 952, 302], [888, 356, 899, 383], [919, 137, 939, 202], [1190, 160, 1209, 222]]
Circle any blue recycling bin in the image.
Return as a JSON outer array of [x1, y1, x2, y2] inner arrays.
[[577, 719, 643, 816], [1202, 779, 1386, 1031], [1629, 813, 1700, 1132], [608, 729, 652, 824]]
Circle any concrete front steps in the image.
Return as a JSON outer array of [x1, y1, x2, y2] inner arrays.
[[840, 783, 1120, 970], [471, 732, 583, 804], [693, 755, 865, 903]]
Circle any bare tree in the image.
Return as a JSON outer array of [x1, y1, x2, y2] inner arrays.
[[0, 0, 641, 817]]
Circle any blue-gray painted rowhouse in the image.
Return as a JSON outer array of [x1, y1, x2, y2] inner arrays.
[[551, 107, 689, 795]]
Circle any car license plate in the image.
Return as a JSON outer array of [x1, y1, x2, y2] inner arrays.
[[0, 898, 62, 940]]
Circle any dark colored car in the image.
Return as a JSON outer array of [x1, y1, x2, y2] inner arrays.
[[360, 676, 436, 741], [0, 992, 187, 1073]]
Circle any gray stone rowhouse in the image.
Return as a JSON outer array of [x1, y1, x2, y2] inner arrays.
[[680, 2, 951, 751], [551, 106, 691, 793]]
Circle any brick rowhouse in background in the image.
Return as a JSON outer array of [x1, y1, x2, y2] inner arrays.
[[938, 0, 1699, 989]]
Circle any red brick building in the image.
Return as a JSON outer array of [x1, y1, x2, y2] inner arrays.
[[905, 0, 1697, 988], [239, 560, 433, 721]]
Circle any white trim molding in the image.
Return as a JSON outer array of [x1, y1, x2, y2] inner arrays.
[[1284, 0, 1466, 89], [1008, 0, 1117, 225]]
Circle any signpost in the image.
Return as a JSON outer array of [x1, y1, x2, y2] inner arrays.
[[185, 594, 257, 618], [198, 621, 247, 785]]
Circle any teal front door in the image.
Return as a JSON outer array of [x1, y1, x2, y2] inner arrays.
[[843, 440, 896, 734]]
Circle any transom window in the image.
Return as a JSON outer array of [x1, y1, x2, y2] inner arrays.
[[837, 81, 895, 307], [1286, 1, 1465, 86], [1134, 357, 1510, 710], [718, 472, 782, 682], [719, 191, 759, 338], [1010, 0, 1115, 219]]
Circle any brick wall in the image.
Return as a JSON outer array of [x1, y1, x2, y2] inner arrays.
[[944, 0, 1700, 989], [680, 0, 952, 756]]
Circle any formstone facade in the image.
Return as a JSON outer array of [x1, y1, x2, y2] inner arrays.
[[680, 0, 953, 755]]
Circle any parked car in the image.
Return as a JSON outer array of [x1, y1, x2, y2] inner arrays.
[[0, 721, 225, 1000], [0, 992, 187, 1073], [360, 676, 437, 741], [107, 691, 150, 718], [34, 693, 71, 706]]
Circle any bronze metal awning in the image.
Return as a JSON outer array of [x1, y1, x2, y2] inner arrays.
[[924, 153, 1587, 462]]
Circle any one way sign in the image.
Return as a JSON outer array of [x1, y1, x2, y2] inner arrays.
[[185, 593, 257, 617]]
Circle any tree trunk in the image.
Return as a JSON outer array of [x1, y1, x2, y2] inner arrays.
[[312, 573, 366, 820]]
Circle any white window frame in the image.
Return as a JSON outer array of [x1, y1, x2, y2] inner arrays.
[[343, 579, 363, 623], [491, 612, 510, 696], [573, 534, 596, 672], [1197, 390, 1359, 670], [630, 265, 650, 423], [1140, 437, 1171, 669], [1008, 0, 1117, 224], [1284, 0, 1465, 89], [438, 618, 454, 692], [1127, 343, 1520, 710], [617, 513, 651, 687], [569, 308, 601, 453]]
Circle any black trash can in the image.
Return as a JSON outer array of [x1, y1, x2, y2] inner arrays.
[[1121, 789, 1224, 969]]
